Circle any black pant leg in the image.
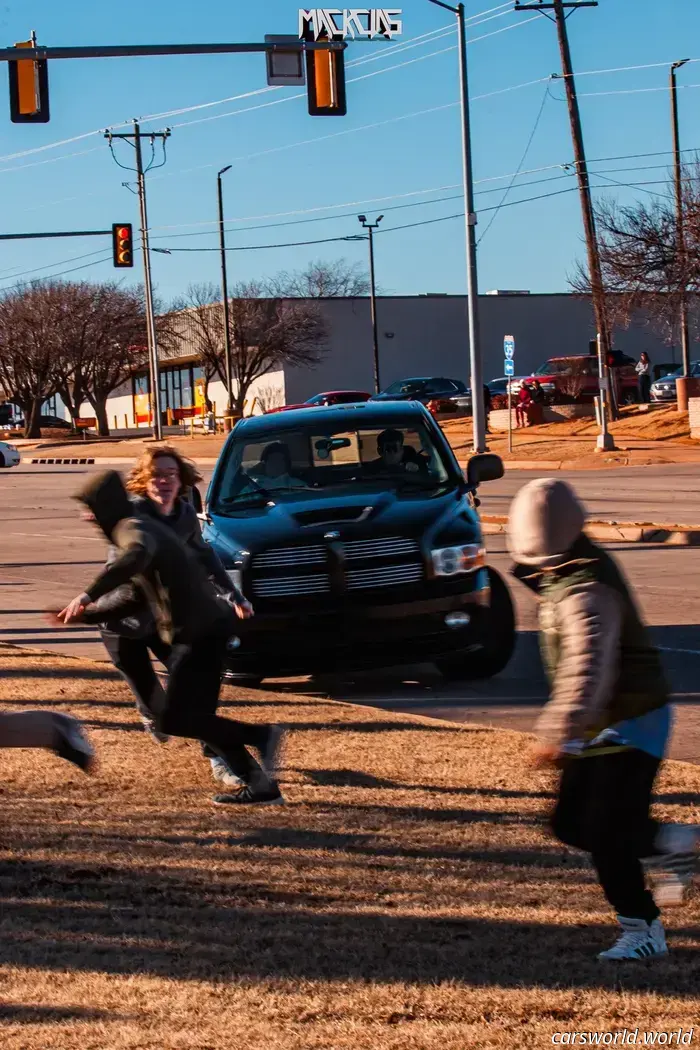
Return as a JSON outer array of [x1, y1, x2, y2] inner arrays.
[[101, 630, 165, 720], [159, 638, 268, 775], [553, 750, 660, 922]]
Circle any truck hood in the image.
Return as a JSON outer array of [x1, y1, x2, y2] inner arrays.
[[205, 487, 480, 563]]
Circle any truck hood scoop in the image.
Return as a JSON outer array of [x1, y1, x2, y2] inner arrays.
[[293, 505, 374, 528]]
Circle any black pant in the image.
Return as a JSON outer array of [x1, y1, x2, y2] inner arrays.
[[101, 629, 171, 721], [101, 630, 255, 778], [158, 636, 268, 778], [551, 749, 661, 922], [638, 374, 651, 403]]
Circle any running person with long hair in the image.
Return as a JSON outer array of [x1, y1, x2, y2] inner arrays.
[[88, 446, 260, 793], [55, 469, 284, 806]]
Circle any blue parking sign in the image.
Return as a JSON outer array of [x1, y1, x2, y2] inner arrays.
[[504, 335, 515, 360], [504, 360, 514, 376]]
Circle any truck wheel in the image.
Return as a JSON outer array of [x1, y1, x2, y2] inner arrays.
[[0, 452, 5, 468], [436, 567, 516, 681]]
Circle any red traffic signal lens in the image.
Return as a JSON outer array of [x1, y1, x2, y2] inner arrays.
[[112, 223, 134, 268]]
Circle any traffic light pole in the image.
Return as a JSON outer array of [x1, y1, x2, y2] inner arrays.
[[107, 123, 170, 441], [428, 0, 485, 453]]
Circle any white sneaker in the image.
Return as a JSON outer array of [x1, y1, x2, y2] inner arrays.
[[210, 757, 245, 789], [598, 916, 668, 961], [645, 824, 700, 905]]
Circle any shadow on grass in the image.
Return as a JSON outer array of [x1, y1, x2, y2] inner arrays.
[[0, 856, 697, 993], [0, 1004, 130, 1023], [0, 666, 121, 681], [299, 768, 555, 800]]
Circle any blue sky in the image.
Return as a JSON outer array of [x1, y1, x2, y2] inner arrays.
[[1, 0, 699, 303]]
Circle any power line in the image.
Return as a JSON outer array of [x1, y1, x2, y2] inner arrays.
[[477, 80, 550, 245]]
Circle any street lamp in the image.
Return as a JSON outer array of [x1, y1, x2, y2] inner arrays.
[[670, 59, 690, 410], [358, 214, 383, 393], [426, 0, 485, 451], [217, 164, 235, 429]]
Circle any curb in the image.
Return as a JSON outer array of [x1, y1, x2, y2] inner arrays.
[[481, 515, 700, 546]]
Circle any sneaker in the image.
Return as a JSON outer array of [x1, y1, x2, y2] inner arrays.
[[139, 714, 169, 744], [212, 784, 284, 806], [54, 715, 94, 774], [645, 824, 700, 905], [598, 916, 668, 961], [259, 725, 285, 780], [210, 756, 246, 789]]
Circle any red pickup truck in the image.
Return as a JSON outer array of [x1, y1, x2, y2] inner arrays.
[[513, 352, 639, 405]]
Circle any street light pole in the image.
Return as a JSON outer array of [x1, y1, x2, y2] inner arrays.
[[427, 0, 485, 451], [358, 214, 383, 394], [671, 59, 690, 410], [217, 165, 235, 429]]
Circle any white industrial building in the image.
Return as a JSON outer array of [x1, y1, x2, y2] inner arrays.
[[50, 292, 694, 428]]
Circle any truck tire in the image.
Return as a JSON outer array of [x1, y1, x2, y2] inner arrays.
[[435, 567, 516, 681]]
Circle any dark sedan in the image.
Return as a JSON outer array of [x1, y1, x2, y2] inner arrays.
[[370, 377, 471, 408]]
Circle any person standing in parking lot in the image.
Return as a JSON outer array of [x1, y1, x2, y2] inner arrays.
[[635, 352, 652, 404], [55, 469, 284, 806]]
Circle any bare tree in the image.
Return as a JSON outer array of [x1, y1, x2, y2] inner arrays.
[[169, 281, 328, 413], [0, 283, 63, 436], [167, 283, 226, 401], [570, 161, 700, 342], [267, 258, 371, 298], [227, 282, 328, 413], [0, 280, 147, 438]]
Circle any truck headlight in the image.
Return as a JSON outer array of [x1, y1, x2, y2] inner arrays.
[[432, 544, 485, 577]]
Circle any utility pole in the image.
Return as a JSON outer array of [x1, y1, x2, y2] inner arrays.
[[217, 165, 235, 429], [515, 0, 614, 417], [358, 214, 383, 393], [671, 59, 691, 409], [427, 0, 486, 452], [106, 123, 170, 440]]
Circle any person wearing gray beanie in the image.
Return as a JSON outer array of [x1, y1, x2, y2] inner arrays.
[[508, 478, 698, 961]]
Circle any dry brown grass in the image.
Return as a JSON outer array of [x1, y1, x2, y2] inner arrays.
[[1, 644, 699, 1049]]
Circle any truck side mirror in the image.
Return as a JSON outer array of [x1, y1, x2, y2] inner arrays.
[[466, 453, 504, 487]]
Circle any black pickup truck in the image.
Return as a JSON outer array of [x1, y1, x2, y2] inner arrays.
[[201, 400, 515, 682]]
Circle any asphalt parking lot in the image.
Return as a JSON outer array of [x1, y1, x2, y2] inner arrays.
[[2, 462, 700, 762]]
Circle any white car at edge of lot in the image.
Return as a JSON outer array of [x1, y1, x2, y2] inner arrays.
[[0, 440, 21, 468]]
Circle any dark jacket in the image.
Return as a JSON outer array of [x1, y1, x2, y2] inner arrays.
[[77, 471, 238, 646], [512, 535, 668, 751], [93, 493, 244, 638]]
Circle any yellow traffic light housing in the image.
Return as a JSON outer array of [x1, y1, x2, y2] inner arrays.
[[112, 223, 134, 268], [9, 35, 50, 123], [305, 38, 346, 117]]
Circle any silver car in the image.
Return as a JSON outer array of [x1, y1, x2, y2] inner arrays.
[[650, 361, 700, 402]]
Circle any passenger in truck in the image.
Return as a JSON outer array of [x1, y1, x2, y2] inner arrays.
[[368, 429, 428, 475]]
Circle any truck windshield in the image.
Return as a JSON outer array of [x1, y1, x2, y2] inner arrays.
[[212, 421, 454, 510]]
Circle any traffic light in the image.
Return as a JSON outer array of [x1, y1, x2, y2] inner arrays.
[[112, 224, 134, 268], [8, 37, 50, 123], [305, 37, 346, 116]]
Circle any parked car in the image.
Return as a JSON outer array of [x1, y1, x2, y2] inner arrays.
[[267, 390, 371, 414], [371, 377, 471, 409], [39, 414, 72, 429], [515, 352, 639, 405], [0, 440, 20, 468], [650, 361, 700, 402], [201, 401, 515, 683]]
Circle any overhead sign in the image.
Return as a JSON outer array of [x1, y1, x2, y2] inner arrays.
[[504, 360, 515, 377], [504, 334, 515, 361], [299, 9, 403, 40]]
